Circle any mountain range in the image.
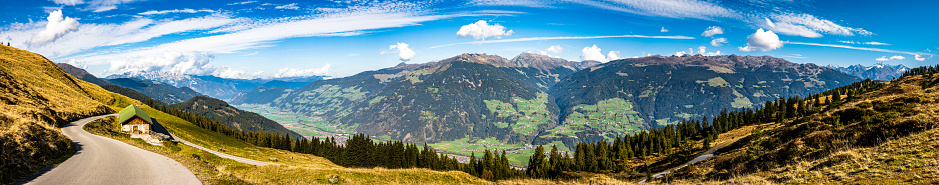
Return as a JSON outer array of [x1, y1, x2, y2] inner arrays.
[[233, 53, 859, 148], [57, 63, 203, 104], [56, 63, 299, 138], [826, 62, 909, 80], [106, 71, 325, 100]]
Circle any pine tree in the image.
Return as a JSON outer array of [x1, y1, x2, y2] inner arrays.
[[468, 152, 478, 176], [528, 145, 546, 178], [548, 145, 561, 178]]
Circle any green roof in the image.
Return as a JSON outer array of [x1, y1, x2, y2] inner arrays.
[[118, 104, 153, 125]]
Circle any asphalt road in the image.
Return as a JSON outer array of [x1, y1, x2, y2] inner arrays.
[[20, 114, 201, 185]]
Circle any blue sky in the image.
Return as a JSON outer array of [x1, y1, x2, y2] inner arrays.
[[1, 0, 935, 78]]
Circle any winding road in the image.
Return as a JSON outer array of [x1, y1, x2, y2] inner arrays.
[[20, 114, 201, 185]]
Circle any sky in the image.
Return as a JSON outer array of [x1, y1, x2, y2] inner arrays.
[[1, 0, 935, 79]]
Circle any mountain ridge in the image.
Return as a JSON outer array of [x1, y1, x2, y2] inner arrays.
[[826, 62, 909, 80]]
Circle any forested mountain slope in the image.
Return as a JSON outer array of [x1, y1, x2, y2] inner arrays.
[[254, 53, 597, 143], [167, 96, 301, 138], [543, 55, 858, 145]]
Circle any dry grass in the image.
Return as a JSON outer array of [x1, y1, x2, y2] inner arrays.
[[671, 74, 939, 184], [0, 45, 119, 184], [496, 172, 633, 185]]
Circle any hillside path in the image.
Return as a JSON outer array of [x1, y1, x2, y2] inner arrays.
[[167, 132, 272, 166], [638, 135, 746, 184], [21, 114, 201, 185]]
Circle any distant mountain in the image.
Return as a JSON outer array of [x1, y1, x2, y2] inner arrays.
[[106, 71, 325, 100], [167, 96, 301, 138], [106, 78, 203, 104], [243, 53, 858, 146], [55, 63, 204, 104], [246, 53, 595, 143], [545, 55, 859, 144], [55, 63, 110, 86], [230, 86, 292, 105], [826, 63, 909, 80]]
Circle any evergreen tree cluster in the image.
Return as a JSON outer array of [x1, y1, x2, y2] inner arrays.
[[901, 64, 939, 77]]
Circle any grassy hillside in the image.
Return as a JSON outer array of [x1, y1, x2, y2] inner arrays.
[[666, 70, 939, 184], [0, 45, 120, 184]]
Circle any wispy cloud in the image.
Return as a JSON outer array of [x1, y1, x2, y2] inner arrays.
[[275, 3, 299, 10], [431, 34, 694, 48], [473, 0, 870, 38], [762, 13, 871, 38], [787, 42, 930, 56], [227, 1, 257, 6], [139, 9, 216, 15]]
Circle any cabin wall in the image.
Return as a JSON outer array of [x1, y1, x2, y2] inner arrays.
[[121, 118, 152, 134]]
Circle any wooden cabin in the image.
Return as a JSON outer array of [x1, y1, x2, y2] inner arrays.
[[119, 104, 153, 134]]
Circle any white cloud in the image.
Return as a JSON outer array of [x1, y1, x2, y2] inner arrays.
[[106, 51, 215, 75], [104, 51, 266, 79], [546, 45, 563, 53], [53, 0, 84, 6], [432, 34, 694, 48], [660, 27, 669, 32], [915, 54, 926, 61], [456, 20, 513, 40], [764, 13, 871, 38], [275, 3, 300, 10], [581, 45, 607, 62], [701, 26, 723, 37], [573, 0, 739, 20], [139, 9, 216, 15], [274, 64, 331, 78], [30, 10, 80, 46], [838, 40, 890, 46], [3, 15, 238, 58], [697, 46, 706, 54], [675, 51, 688, 56], [786, 42, 930, 56], [65, 3, 448, 67], [782, 54, 805, 59], [875, 56, 888, 61], [227, 1, 257, 5], [889, 55, 905, 60], [710, 37, 727, 46], [739, 28, 783, 52], [83, 0, 140, 12], [607, 51, 621, 60], [387, 42, 416, 61]]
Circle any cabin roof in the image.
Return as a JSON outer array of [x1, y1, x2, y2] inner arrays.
[[118, 104, 153, 125]]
